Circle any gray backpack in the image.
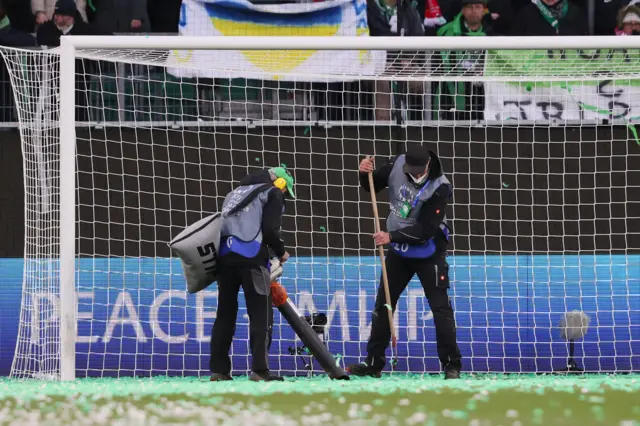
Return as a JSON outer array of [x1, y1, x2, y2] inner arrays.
[[169, 213, 222, 294]]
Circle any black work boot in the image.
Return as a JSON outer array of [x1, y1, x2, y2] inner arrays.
[[346, 362, 382, 378], [444, 366, 461, 380], [210, 373, 233, 382], [250, 370, 284, 382]]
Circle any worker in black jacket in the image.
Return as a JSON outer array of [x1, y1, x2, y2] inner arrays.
[[347, 144, 462, 379], [210, 167, 294, 382]]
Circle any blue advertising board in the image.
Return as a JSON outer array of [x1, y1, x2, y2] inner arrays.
[[1, 255, 639, 376]]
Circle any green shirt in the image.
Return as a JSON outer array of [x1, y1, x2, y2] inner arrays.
[[0, 16, 10, 30]]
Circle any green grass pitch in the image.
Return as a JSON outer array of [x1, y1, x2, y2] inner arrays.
[[1, 375, 639, 425]]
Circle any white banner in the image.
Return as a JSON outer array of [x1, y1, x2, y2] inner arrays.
[[168, 0, 386, 82], [485, 81, 640, 122], [484, 50, 640, 122]]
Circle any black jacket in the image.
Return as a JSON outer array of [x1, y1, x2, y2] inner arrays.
[[511, 2, 588, 36], [0, 25, 36, 47], [3, 0, 35, 33], [36, 19, 105, 47], [592, 0, 627, 35], [147, 0, 182, 33], [220, 170, 286, 269], [360, 151, 451, 247], [0, 21, 35, 124], [367, 0, 425, 37]]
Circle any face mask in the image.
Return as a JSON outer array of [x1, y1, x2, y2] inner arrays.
[[410, 173, 429, 185]]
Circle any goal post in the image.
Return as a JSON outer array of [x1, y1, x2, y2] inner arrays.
[[4, 34, 640, 380], [59, 37, 78, 382]]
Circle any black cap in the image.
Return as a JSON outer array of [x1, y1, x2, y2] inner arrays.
[[462, 0, 487, 5], [54, 0, 77, 17], [403, 145, 430, 176]]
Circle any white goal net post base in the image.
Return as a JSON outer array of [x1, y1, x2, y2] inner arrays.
[[3, 35, 639, 381]]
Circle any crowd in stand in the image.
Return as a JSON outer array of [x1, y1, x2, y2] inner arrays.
[[1, 0, 638, 44], [1, 0, 179, 36], [379, 0, 640, 37], [1, 0, 640, 124]]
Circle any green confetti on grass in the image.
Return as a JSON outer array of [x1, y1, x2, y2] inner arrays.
[[591, 405, 606, 422], [1, 375, 640, 425], [532, 407, 545, 425], [450, 410, 468, 419]]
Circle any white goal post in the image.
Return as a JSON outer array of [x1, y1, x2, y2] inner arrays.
[[4, 35, 640, 381]]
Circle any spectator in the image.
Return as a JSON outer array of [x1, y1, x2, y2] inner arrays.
[[591, 0, 629, 35], [0, 0, 36, 124], [367, 0, 424, 36], [434, 0, 496, 36], [0, 0, 36, 47], [94, 0, 150, 33], [431, 0, 493, 121], [3, 0, 36, 32], [511, 0, 588, 35], [37, 0, 108, 122], [615, 3, 640, 34], [32, 0, 87, 25], [367, 0, 424, 121], [37, 0, 97, 46], [425, 0, 516, 34]]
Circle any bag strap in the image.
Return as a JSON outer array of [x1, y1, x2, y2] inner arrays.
[[223, 183, 273, 217]]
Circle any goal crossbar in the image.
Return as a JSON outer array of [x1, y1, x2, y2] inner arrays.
[[62, 35, 640, 50]]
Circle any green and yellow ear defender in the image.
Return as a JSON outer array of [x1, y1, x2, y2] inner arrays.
[[274, 177, 287, 190]]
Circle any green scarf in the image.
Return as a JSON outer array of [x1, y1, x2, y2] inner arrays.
[[534, 0, 568, 34], [0, 16, 10, 30], [376, 0, 397, 24], [435, 13, 486, 114]]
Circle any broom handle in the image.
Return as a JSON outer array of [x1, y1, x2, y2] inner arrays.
[[367, 162, 397, 348]]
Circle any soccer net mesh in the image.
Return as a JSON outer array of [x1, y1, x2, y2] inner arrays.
[[2, 41, 639, 379]]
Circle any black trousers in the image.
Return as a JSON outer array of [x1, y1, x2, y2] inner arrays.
[[367, 250, 462, 371], [209, 264, 273, 374]]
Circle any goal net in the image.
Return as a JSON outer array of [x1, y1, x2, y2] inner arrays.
[[2, 35, 639, 379]]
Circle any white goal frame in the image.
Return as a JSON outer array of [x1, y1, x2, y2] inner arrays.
[[56, 35, 640, 381]]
